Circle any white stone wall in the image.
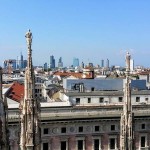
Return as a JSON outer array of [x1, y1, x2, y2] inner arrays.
[[69, 94, 150, 106]]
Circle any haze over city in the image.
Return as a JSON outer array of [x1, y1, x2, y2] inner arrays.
[[0, 0, 150, 67]]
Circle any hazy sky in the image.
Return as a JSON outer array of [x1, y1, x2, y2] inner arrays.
[[0, 0, 150, 67]]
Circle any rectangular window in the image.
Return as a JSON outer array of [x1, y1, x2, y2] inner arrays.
[[76, 98, 80, 104], [88, 98, 91, 103], [136, 97, 140, 102], [99, 97, 104, 103], [95, 126, 100, 132], [78, 140, 83, 150], [79, 126, 83, 132], [141, 124, 146, 129], [145, 97, 148, 101], [43, 143, 48, 150], [118, 97, 123, 102], [61, 127, 66, 133], [141, 136, 146, 147], [43, 128, 49, 134], [109, 138, 115, 149], [61, 141, 66, 150], [111, 125, 115, 131], [94, 139, 99, 150]]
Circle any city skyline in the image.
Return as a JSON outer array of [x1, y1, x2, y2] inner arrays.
[[0, 1, 150, 67]]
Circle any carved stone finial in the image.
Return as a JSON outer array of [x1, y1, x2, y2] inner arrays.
[[25, 29, 32, 48], [125, 52, 131, 74]]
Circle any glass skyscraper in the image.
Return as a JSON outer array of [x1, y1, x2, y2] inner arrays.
[[73, 58, 79, 67], [50, 55, 55, 68]]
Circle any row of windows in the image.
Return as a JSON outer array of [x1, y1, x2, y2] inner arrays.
[[43, 123, 146, 135], [43, 125, 117, 135], [42, 136, 147, 150], [43, 138, 101, 150], [76, 97, 149, 104]]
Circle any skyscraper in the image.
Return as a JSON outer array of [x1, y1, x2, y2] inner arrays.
[[130, 59, 134, 71], [106, 58, 109, 68], [20, 30, 41, 150], [44, 62, 48, 70], [23, 60, 27, 69], [58, 57, 63, 68], [101, 59, 104, 67], [3, 59, 16, 71], [50, 55, 55, 69], [19, 52, 24, 69], [73, 57, 79, 67]]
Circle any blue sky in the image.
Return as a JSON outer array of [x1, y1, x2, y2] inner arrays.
[[0, 0, 150, 67]]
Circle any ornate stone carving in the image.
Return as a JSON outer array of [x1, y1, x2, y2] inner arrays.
[[20, 30, 41, 150]]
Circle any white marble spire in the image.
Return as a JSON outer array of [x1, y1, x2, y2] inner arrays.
[[120, 52, 134, 150], [20, 30, 41, 150]]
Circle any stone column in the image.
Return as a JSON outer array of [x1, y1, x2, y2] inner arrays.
[[134, 132, 139, 149], [101, 133, 108, 150], [68, 136, 76, 150], [85, 135, 92, 150], [51, 136, 60, 150]]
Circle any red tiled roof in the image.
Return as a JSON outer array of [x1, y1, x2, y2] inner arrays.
[[54, 72, 83, 78], [54, 72, 94, 79], [6, 82, 24, 102]]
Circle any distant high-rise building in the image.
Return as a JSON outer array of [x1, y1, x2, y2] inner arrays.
[[16, 56, 19, 69], [130, 59, 134, 71], [58, 57, 63, 68], [73, 58, 79, 67], [101, 59, 104, 67], [88, 62, 93, 67], [50, 55, 55, 68], [106, 59, 109, 68], [19, 52, 24, 69], [3, 59, 16, 70], [23, 60, 27, 68], [44, 62, 48, 70], [81, 61, 84, 68]]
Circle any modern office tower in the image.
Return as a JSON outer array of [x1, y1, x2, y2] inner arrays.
[[19, 52, 24, 69], [88, 62, 93, 67], [81, 61, 84, 68], [3, 59, 16, 71], [101, 59, 104, 67], [58, 57, 63, 68], [73, 57, 79, 67], [120, 52, 134, 150], [23, 60, 27, 69], [0, 67, 9, 150], [44, 62, 48, 70], [106, 58, 109, 68], [16, 56, 19, 69], [130, 59, 134, 71], [50, 55, 55, 69], [20, 30, 41, 150]]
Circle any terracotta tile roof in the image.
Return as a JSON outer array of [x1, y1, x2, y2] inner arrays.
[[54, 71, 94, 79], [6, 82, 24, 102], [54, 72, 83, 78]]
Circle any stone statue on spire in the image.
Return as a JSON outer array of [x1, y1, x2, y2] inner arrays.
[[25, 29, 33, 49], [120, 52, 134, 150]]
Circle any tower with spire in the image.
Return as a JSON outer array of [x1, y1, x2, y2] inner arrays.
[[20, 30, 41, 150], [120, 52, 134, 150], [0, 67, 9, 150]]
